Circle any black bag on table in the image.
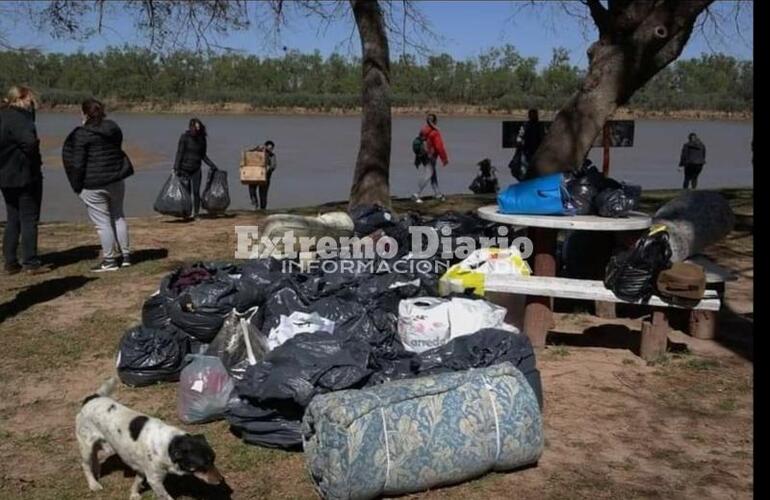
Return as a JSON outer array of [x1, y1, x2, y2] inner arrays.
[[604, 226, 672, 302], [595, 183, 642, 218], [154, 172, 192, 218], [202, 169, 230, 214]]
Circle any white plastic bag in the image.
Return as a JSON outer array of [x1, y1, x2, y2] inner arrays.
[[398, 297, 515, 353], [205, 307, 267, 380], [397, 298, 452, 353], [446, 297, 512, 339], [177, 355, 235, 424], [267, 311, 335, 350]]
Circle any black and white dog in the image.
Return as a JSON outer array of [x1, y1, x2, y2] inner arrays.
[[76, 378, 224, 500]]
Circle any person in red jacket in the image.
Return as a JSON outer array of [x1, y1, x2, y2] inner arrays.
[[412, 113, 449, 203]]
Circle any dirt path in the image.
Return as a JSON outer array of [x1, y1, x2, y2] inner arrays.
[[0, 190, 753, 499]]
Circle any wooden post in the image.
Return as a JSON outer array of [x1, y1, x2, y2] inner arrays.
[[595, 301, 617, 319], [602, 123, 610, 177], [524, 227, 557, 348], [640, 309, 670, 361], [689, 310, 718, 340]]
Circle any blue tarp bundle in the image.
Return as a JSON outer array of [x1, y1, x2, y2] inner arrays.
[[497, 173, 573, 215], [302, 362, 544, 500]]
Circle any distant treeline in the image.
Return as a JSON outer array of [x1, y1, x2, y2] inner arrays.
[[0, 45, 753, 112]]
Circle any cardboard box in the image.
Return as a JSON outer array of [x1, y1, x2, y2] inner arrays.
[[240, 149, 266, 183], [242, 150, 265, 167]]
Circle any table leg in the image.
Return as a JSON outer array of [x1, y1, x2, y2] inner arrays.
[[524, 227, 557, 348]]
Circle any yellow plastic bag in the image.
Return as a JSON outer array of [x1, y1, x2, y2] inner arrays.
[[439, 247, 531, 297]]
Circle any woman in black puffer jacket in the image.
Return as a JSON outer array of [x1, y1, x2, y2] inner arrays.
[[63, 98, 133, 272], [0, 86, 46, 274], [173, 118, 218, 219]]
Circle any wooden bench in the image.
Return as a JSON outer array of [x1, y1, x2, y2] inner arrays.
[[594, 255, 735, 337], [484, 274, 721, 361]]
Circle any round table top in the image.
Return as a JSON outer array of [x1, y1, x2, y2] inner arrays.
[[477, 205, 652, 231]]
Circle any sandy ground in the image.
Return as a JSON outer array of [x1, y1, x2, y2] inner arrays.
[[0, 190, 752, 499]]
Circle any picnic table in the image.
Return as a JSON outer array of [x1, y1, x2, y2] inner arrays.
[[477, 205, 653, 348]]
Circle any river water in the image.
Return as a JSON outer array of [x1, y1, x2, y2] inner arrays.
[[2, 112, 753, 222]]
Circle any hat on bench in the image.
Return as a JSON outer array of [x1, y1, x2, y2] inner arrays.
[[656, 262, 706, 307]]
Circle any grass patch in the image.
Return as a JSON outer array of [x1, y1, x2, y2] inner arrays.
[[717, 398, 738, 412], [547, 345, 571, 358], [683, 357, 720, 371]]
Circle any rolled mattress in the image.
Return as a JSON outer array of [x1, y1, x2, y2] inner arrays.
[[302, 362, 544, 500]]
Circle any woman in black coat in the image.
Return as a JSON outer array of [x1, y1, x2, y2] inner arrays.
[[62, 98, 134, 272], [0, 86, 45, 274], [173, 118, 218, 219]]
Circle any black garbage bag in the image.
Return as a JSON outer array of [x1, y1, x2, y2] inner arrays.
[[159, 262, 238, 299], [415, 328, 542, 408], [141, 293, 173, 329], [427, 211, 484, 237], [508, 149, 527, 181], [154, 173, 192, 218], [227, 396, 304, 450], [595, 184, 641, 218], [169, 278, 239, 342], [117, 325, 190, 387], [604, 228, 672, 302], [565, 166, 604, 215], [202, 169, 231, 214], [349, 204, 396, 237], [227, 330, 373, 449], [258, 287, 309, 334]]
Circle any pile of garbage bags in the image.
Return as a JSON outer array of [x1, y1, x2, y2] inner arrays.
[[495, 165, 641, 218], [565, 163, 642, 218], [115, 207, 543, 457]]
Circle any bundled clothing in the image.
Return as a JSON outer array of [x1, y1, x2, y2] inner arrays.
[[0, 106, 43, 268], [62, 119, 132, 263], [173, 131, 217, 216], [679, 137, 706, 189]]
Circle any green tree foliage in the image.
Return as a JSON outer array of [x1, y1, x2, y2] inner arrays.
[[0, 45, 751, 112]]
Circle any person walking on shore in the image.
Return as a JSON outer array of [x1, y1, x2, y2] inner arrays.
[[0, 85, 47, 275], [173, 118, 218, 220], [63, 98, 134, 272], [248, 140, 276, 210], [412, 113, 449, 203], [679, 132, 706, 189]]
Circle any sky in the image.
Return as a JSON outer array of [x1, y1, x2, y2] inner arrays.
[[1, 1, 754, 67]]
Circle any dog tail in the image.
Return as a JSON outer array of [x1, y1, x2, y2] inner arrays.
[[82, 377, 118, 406]]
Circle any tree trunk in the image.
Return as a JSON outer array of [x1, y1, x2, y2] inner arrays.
[[532, 0, 713, 175], [349, 0, 391, 210]]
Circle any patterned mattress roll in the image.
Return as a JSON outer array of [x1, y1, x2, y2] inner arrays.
[[302, 362, 544, 500]]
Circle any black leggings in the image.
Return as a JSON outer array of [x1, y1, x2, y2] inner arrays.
[[683, 164, 703, 189], [180, 169, 202, 216], [1, 177, 43, 266]]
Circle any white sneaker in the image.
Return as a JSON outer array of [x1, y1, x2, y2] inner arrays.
[[412, 194, 423, 204]]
